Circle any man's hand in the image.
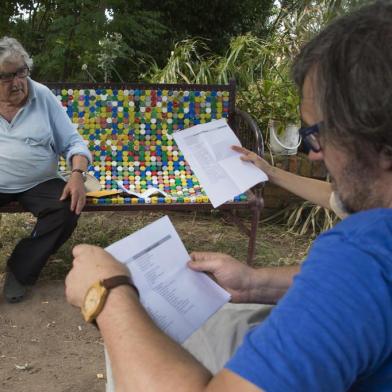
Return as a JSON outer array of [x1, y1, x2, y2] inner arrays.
[[232, 146, 272, 176], [188, 252, 255, 303], [60, 172, 86, 215], [65, 244, 130, 308], [189, 252, 299, 304]]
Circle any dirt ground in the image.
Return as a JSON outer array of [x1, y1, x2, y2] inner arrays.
[[0, 212, 311, 392], [0, 277, 106, 392]]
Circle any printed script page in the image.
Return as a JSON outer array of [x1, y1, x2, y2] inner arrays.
[[173, 119, 268, 207], [105, 215, 231, 343]]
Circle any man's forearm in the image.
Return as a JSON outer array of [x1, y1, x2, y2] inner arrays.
[[248, 265, 300, 304], [97, 286, 212, 392]]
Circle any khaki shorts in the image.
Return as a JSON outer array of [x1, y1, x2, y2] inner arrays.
[[183, 303, 273, 374], [105, 303, 272, 391]]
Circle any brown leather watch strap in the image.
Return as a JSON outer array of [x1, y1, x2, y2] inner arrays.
[[102, 275, 139, 297], [71, 168, 85, 174]]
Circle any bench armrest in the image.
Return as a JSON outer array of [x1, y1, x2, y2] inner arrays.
[[232, 108, 264, 157], [232, 108, 265, 197]]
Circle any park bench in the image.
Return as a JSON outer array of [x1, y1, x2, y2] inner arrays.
[[0, 81, 265, 264]]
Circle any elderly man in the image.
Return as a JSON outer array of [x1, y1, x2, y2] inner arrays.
[[0, 37, 91, 302], [65, 2, 392, 391]]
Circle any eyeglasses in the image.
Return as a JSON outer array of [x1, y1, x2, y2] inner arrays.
[[0, 65, 29, 83], [299, 122, 323, 153]]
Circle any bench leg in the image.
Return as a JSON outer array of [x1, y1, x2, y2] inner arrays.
[[221, 198, 263, 266], [246, 203, 262, 266]]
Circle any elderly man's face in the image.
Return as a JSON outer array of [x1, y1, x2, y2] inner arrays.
[[301, 73, 381, 213], [0, 56, 29, 106]]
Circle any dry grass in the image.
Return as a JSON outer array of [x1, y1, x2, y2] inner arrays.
[[0, 210, 312, 280]]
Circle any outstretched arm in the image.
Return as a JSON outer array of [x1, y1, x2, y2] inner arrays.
[[232, 146, 332, 209]]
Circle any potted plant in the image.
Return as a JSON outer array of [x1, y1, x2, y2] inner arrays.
[[258, 75, 301, 155]]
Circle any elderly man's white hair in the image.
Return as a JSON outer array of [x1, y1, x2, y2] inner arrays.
[[0, 36, 33, 70]]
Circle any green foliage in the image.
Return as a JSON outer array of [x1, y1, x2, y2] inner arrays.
[[95, 33, 128, 82], [143, 39, 217, 84], [144, 34, 268, 86], [144, 31, 299, 133], [0, 0, 274, 81], [145, 0, 365, 139], [241, 76, 300, 134], [0, 0, 368, 120], [140, 0, 275, 60]]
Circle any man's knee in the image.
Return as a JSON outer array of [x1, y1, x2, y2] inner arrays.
[[54, 201, 79, 230], [35, 201, 79, 237]]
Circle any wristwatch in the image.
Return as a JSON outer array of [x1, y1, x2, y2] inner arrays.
[[71, 168, 87, 182], [81, 275, 138, 323]]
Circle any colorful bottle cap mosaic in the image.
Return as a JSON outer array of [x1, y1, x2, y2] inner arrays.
[[54, 86, 247, 204]]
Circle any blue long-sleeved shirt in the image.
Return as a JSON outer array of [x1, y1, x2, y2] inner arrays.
[[0, 78, 91, 193]]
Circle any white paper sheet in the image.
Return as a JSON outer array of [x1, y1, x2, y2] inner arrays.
[[173, 119, 268, 207], [105, 215, 231, 343], [116, 181, 170, 199]]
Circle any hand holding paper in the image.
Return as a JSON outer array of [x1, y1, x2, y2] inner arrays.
[[173, 119, 268, 207], [105, 215, 230, 343]]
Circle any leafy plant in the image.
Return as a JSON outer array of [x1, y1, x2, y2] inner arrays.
[[144, 1, 364, 141], [143, 38, 217, 84], [97, 33, 128, 82], [241, 77, 300, 136], [144, 20, 302, 138]]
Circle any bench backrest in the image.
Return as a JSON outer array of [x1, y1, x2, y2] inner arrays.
[[47, 81, 241, 205]]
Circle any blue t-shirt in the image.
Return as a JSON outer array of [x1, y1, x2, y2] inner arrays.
[[226, 208, 392, 391]]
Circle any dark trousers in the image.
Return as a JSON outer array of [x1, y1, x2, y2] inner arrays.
[[0, 179, 79, 285]]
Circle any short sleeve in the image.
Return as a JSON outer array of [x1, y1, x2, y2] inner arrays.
[[225, 236, 392, 391]]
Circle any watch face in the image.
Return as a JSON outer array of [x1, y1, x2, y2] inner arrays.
[[84, 287, 101, 312], [81, 282, 107, 322]]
